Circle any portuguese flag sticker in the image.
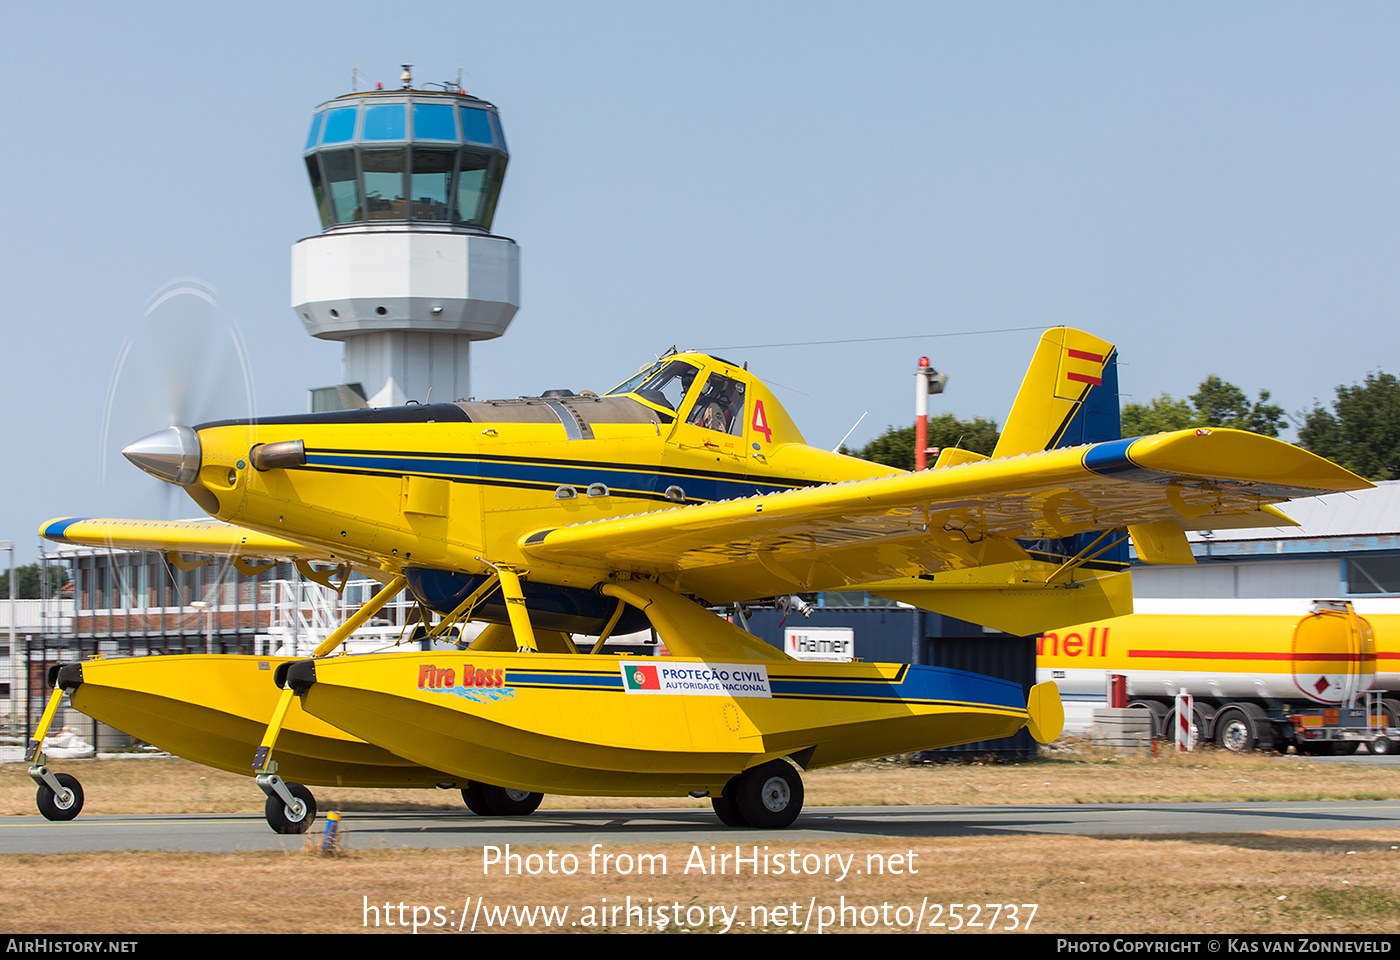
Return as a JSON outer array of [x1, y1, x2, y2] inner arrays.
[[618, 661, 771, 697], [625, 664, 660, 690]]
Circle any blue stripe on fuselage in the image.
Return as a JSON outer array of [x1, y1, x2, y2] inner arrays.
[[300, 450, 797, 502], [770, 662, 1027, 709]]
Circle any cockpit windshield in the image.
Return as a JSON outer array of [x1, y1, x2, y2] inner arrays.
[[628, 360, 700, 412], [605, 362, 663, 398]]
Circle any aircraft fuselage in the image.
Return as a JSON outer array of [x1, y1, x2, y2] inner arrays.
[[185, 353, 895, 607]]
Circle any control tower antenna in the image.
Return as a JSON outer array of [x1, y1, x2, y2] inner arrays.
[[292, 68, 519, 410]]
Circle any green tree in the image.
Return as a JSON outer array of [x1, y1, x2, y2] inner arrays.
[[1119, 394, 1194, 436], [845, 414, 1001, 471], [1121, 377, 1285, 438], [0, 563, 70, 599], [1297, 372, 1400, 480], [1190, 376, 1286, 435]]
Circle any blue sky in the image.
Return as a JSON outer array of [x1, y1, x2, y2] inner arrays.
[[3, 2, 1398, 563]]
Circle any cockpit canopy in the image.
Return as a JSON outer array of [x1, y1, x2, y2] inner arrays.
[[202, 353, 803, 447], [606, 357, 748, 437]]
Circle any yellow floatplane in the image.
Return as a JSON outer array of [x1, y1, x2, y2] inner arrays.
[[34, 328, 1370, 829]]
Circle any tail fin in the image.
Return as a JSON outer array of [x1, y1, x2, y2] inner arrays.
[[991, 328, 1119, 459]]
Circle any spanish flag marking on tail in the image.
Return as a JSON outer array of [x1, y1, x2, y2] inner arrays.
[[1059, 348, 1106, 395]]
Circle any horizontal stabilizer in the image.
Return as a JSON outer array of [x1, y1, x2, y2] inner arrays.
[[1128, 521, 1195, 565]]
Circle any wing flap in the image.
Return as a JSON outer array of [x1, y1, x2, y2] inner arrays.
[[864, 566, 1135, 635]]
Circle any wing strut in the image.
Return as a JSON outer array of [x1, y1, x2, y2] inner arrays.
[[1044, 530, 1130, 585]]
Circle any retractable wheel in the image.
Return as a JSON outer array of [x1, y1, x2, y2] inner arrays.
[[734, 760, 803, 829], [711, 777, 748, 827], [480, 785, 544, 816], [462, 781, 494, 815]]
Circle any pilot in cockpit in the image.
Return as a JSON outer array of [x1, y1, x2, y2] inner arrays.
[[688, 373, 745, 435]]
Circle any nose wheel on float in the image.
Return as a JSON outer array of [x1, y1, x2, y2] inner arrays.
[[257, 774, 318, 834], [27, 674, 86, 822], [32, 767, 84, 821], [710, 759, 804, 829]]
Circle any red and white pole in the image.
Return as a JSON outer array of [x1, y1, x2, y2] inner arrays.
[[1175, 690, 1195, 752], [915, 357, 930, 471], [913, 357, 947, 471]]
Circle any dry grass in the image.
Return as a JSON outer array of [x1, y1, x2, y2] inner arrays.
[[5, 743, 1399, 934], [4, 832, 1399, 934]]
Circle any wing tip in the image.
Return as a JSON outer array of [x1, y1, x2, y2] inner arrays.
[[1115, 429, 1374, 496], [40, 517, 89, 544]]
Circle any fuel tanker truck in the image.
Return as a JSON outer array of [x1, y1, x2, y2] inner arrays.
[[1037, 598, 1400, 754]]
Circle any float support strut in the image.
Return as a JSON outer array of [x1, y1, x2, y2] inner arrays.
[[253, 574, 407, 774]]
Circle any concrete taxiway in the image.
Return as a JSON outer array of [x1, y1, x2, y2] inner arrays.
[[2, 801, 1398, 854]]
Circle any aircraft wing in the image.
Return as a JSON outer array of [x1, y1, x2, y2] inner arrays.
[[40, 517, 354, 568], [519, 428, 1370, 604]]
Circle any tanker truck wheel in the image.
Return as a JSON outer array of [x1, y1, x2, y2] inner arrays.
[[1381, 699, 1400, 729], [1215, 712, 1258, 753], [1214, 704, 1274, 754], [1127, 700, 1169, 739]]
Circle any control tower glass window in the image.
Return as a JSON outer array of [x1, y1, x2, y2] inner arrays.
[[321, 150, 361, 224], [362, 148, 407, 220], [305, 112, 324, 151], [455, 153, 490, 223], [305, 156, 332, 226], [490, 113, 508, 154], [303, 94, 508, 231], [413, 103, 457, 141], [362, 103, 406, 141], [321, 107, 358, 145], [460, 107, 495, 146], [411, 148, 453, 221]]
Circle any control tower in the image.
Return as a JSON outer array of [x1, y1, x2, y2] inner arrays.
[[291, 68, 519, 409]]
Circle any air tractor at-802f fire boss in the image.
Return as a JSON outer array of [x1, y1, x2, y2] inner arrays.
[[1039, 598, 1400, 754]]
